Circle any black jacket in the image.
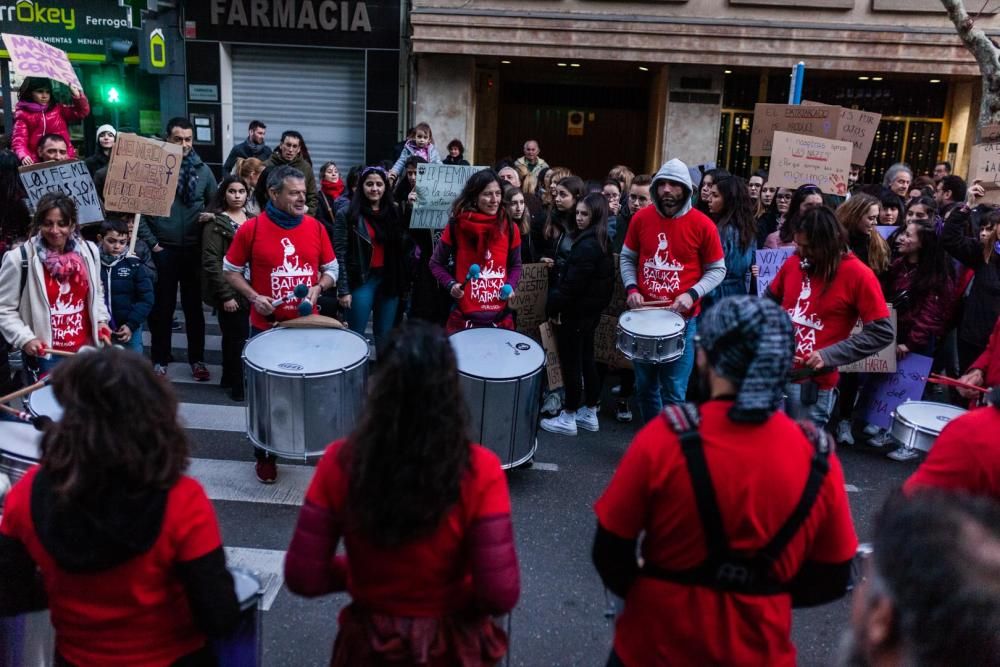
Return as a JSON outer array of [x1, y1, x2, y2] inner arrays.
[[942, 207, 1000, 348], [333, 204, 406, 297], [547, 226, 614, 319], [84, 150, 109, 178], [223, 138, 273, 174]]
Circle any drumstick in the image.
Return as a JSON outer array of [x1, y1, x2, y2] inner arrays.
[[0, 402, 52, 431], [638, 300, 672, 307], [926, 374, 989, 393], [461, 264, 481, 289], [0, 378, 49, 405], [271, 283, 309, 309]]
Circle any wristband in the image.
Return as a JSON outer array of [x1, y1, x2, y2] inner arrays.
[[685, 288, 699, 302], [626, 285, 639, 295]]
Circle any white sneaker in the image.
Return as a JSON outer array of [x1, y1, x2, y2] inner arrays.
[[887, 447, 921, 462], [541, 392, 562, 417], [576, 406, 600, 432], [540, 410, 577, 436], [834, 420, 855, 446], [868, 431, 895, 448], [862, 424, 880, 437]]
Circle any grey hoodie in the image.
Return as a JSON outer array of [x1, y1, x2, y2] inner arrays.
[[619, 158, 726, 304]]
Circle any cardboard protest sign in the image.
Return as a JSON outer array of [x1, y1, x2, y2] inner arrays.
[[859, 353, 934, 430], [509, 263, 548, 340], [968, 142, 1000, 187], [2, 34, 80, 89], [754, 247, 796, 297], [803, 101, 882, 166], [411, 164, 487, 229], [768, 131, 853, 196], [979, 123, 1000, 143], [19, 160, 103, 225], [839, 307, 898, 374], [749, 103, 841, 156], [538, 321, 563, 389], [103, 133, 183, 218]]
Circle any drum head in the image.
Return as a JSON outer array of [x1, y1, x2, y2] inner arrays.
[[0, 422, 42, 462], [450, 329, 544, 380], [619, 309, 686, 337], [27, 386, 63, 421], [243, 328, 369, 375], [894, 401, 966, 433]]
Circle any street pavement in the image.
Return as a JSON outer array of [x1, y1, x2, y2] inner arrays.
[[160, 308, 917, 667]]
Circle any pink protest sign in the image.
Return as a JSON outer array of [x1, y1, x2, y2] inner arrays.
[[2, 33, 81, 89]]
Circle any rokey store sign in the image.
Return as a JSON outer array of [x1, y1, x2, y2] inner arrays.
[[0, 0, 133, 57]]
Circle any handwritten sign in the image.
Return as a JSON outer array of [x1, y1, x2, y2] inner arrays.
[[509, 263, 548, 340], [859, 353, 933, 430], [103, 133, 183, 217], [803, 101, 882, 166], [754, 247, 796, 296], [19, 160, 103, 225], [768, 131, 852, 196], [602, 254, 628, 317], [839, 307, 898, 374], [980, 123, 1000, 143], [411, 164, 487, 229], [538, 321, 563, 389], [968, 142, 1000, 188], [749, 103, 841, 156], [2, 34, 80, 89]]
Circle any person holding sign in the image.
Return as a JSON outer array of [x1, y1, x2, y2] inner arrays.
[[11, 78, 89, 167], [0, 193, 110, 372], [619, 159, 725, 423]]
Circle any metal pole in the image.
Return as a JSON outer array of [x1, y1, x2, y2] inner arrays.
[[789, 62, 805, 105], [1, 60, 13, 136]]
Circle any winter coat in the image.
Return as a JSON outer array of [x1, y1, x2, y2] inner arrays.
[[143, 152, 217, 248], [703, 223, 754, 309], [547, 226, 614, 319], [332, 205, 406, 297], [10, 96, 90, 163], [442, 155, 469, 166], [942, 207, 1000, 349], [390, 141, 441, 176], [100, 254, 154, 333], [883, 258, 955, 352], [223, 138, 272, 174], [265, 152, 318, 215], [201, 214, 248, 310], [84, 150, 109, 178]]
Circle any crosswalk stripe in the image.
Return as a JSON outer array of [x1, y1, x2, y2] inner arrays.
[[179, 402, 246, 432], [223, 547, 286, 612], [191, 457, 312, 506], [142, 331, 223, 352]]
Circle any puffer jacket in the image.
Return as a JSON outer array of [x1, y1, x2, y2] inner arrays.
[[547, 225, 614, 319], [883, 258, 955, 352], [201, 214, 248, 310], [265, 152, 318, 215], [100, 254, 154, 333], [10, 96, 90, 163]]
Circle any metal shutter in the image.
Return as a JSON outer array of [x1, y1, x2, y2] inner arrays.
[[231, 46, 366, 172]]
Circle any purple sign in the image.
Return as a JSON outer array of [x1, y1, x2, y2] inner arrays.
[[876, 225, 896, 241], [860, 353, 934, 430]]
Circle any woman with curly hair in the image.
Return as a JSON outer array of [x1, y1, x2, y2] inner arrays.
[[0, 349, 240, 665], [285, 321, 520, 666], [702, 175, 756, 309], [836, 193, 890, 275]]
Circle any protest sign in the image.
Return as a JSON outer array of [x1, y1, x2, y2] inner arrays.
[[980, 123, 1000, 143], [839, 307, 897, 374], [2, 34, 80, 89], [968, 142, 1000, 187], [749, 103, 841, 156], [860, 353, 934, 430], [594, 314, 632, 368], [754, 247, 796, 296], [602, 254, 628, 316], [768, 131, 852, 196], [803, 101, 882, 166], [876, 226, 896, 241], [538, 321, 563, 389], [509, 263, 548, 340], [103, 133, 183, 218], [19, 160, 103, 225], [411, 164, 487, 229]]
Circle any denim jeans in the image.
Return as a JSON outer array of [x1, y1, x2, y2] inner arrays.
[[123, 324, 144, 355], [783, 381, 838, 430], [344, 271, 398, 350], [633, 316, 698, 424]]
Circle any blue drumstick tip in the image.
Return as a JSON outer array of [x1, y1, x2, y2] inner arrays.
[[297, 301, 313, 316], [294, 283, 309, 298], [500, 284, 513, 299]]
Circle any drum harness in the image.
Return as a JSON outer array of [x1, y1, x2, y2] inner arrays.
[[640, 402, 831, 596]]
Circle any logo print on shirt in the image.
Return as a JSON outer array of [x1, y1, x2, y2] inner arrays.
[[470, 249, 507, 305], [270, 237, 315, 300], [51, 277, 85, 344], [787, 276, 825, 357], [642, 232, 683, 293]]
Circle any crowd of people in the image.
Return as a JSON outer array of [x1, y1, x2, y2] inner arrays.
[[0, 80, 999, 666]]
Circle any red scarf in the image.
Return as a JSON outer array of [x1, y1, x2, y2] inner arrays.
[[453, 210, 510, 314], [321, 179, 345, 200]]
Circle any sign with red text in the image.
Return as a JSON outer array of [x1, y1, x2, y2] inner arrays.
[[768, 131, 852, 196], [2, 33, 80, 89], [103, 133, 183, 217], [749, 103, 841, 156], [803, 101, 882, 166]]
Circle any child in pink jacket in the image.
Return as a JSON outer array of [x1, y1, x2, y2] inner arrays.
[[11, 77, 90, 165]]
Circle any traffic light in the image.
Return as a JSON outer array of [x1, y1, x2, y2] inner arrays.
[[99, 81, 125, 106]]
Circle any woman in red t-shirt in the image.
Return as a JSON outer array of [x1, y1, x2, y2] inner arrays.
[[0, 349, 240, 666], [285, 321, 520, 665]]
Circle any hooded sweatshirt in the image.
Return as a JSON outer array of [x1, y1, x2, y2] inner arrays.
[[620, 158, 726, 314]]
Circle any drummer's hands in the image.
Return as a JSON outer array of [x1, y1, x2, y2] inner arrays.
[[450, 283, 464, 300], [223, 299, 240, 313], [22, 339, 45, 357], [115, 324, 132, 343], [626, 292, 645, 309], [306, 284, 322, 307], [252, 294, 275, 316], [338, 294, 352, 309], [797, 351, 827, 370], [669, 292, 694, 314], [97, 324, 113, 346], [957, 369, 985, 399]]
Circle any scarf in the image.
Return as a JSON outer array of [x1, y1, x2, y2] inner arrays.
[[322, 179, 345, 201], [265, 201, 303, 230], [178, 151, 201, 206], [100, 250, 122, 267], [35, 235, 84, 282], [16, 100, 50, 114], [455, 209, 506, 258]]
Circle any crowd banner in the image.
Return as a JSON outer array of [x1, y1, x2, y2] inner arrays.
[[1, 33, 81, 89], [538, 321, 564, 389], [839, 307, 898, 374], [768, 131, 852, 196], [103, 133, 183, 255], [802, 101, 882, 166], [18, 160, 103, 225], [754, 247, 796, 297], [859, 353, 934, 430], [748, 103, 841, 156], [509, 262, 548, 340], [411, 164, 487, 229]]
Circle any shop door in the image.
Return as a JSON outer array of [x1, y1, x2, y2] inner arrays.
[[231, 47, 366, 170]]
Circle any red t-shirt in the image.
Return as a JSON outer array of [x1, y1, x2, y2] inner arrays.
[[305, 439, 511, 617], [365, 220, 385, 269], [225, 212, 336, 331], [769, 253, 888, 389], [970, 316, 1000, 389], [622, 206, 723, 315], [45, 269, 92, 352], [904, 406, 1000, 500], [594, 400, 857, 667], [0, 470, 222, 667], [441, 219, 521, 315]]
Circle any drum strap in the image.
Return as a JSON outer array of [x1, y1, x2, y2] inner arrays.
[[641, 403, 831, 596]]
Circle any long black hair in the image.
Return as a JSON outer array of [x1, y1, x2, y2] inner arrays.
[[17, 77, 55, 108], [696, 168, 731, 214], [209, 175, 249, 215], [345, 321, 471, 547], [544, 175, 585, 242], [712, 176, 757, 252], [902, 219, 954, 307], [798, 206, 848, 285], [780, 184, 825, 245], [450, 168, 505, 219], [578, 192, 610, 253]]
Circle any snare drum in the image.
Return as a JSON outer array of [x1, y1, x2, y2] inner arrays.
[[0, 422, 43, 500], [213, 567, 263, 667], [244, 328, 370, 460], [889, 401, 967, 453], [616, 309, 687, 363], [26, 385, 62, 422], [450, 329, 544, 469]]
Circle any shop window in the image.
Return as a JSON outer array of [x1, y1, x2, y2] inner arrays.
[[718, 111, 754, 178]]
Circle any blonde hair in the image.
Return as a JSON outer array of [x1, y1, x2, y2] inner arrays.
[[521, 171, 538, 196], [836, 193, 890, 274], [235, 157, 264, 180], [541, 166, 571, 207], [607, 165, 635, 194]]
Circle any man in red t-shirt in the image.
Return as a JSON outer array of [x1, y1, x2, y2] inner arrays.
[[594, 296, 857, 667], [224, 165, 338, 484], [620, 159, 725, 423], [767, 207, 892, 429]]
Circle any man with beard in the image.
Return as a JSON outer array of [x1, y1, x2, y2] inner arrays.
[[223, 120, 271, 174], [593, 296, 857, 667], [620, 158, 726, 423], [839, 492, 1000, 667], [265, 130, 318, 215]]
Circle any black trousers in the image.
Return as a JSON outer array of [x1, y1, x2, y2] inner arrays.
[[149, 245, 205, 366], [555, 314, 601, 412], [218, 307, 249, 387]]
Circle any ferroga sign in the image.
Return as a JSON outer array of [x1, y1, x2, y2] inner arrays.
[[0, 1, 133, 55]]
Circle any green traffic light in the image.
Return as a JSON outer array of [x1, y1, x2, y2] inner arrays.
[[107, 87, 121, 104]]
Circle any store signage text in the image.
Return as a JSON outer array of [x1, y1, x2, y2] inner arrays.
[[210, 0, 372, 32]]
